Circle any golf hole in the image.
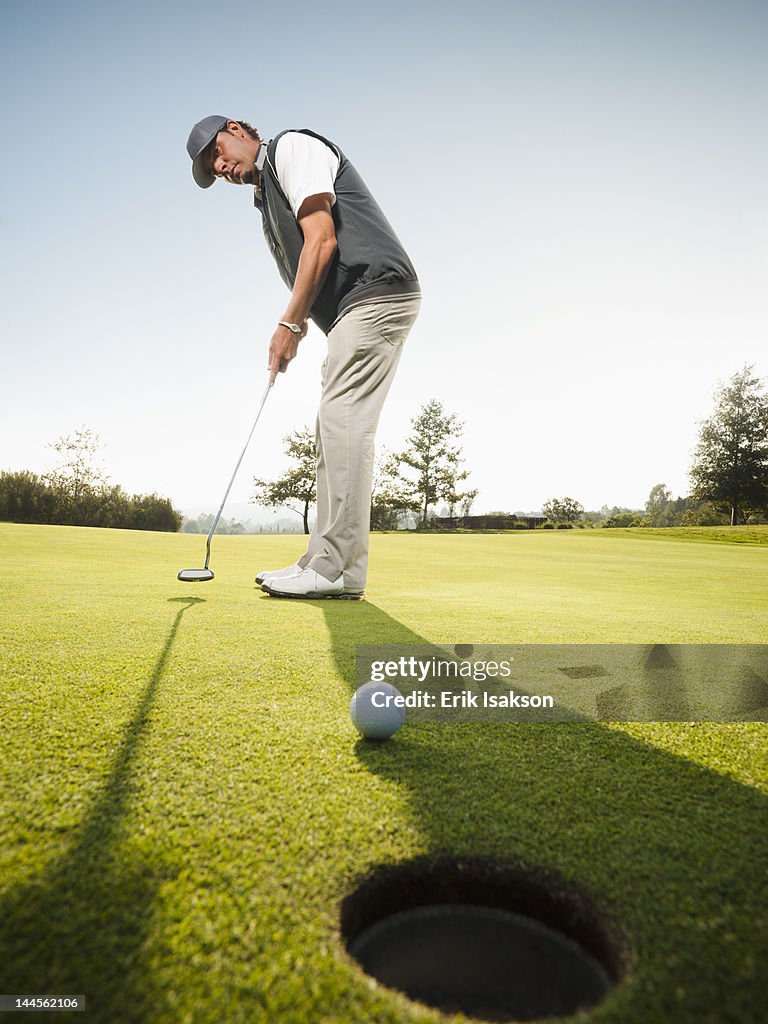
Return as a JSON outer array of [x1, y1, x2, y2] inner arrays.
[[341, 857, 628, 1022]]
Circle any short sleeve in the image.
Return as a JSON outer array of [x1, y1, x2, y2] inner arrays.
[[274, 132, 341, 218]]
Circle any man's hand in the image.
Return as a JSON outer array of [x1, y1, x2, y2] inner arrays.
[[268, 324, 301, 385]]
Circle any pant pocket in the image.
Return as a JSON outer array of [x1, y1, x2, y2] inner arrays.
[[377, 299, 420, 347]]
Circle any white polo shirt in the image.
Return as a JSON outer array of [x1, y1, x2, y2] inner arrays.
[[273, 131, 340, 218]]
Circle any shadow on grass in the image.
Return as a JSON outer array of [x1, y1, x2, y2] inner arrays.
[[0, 596, 204, 1024], [311, 599, 768, 1023]]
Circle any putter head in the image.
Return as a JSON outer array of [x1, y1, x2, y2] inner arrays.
[[178, 568, 215, 582]]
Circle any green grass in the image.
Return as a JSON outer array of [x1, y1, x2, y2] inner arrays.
[[596, 524, 768, 546], [1, 523, 766, 1023]]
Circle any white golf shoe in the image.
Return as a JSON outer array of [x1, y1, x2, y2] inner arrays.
[[262, 568, 364, 600], [254, 562, 302, 586]]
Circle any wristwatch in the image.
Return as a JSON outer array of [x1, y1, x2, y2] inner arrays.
[[278, 321, 303, 335]]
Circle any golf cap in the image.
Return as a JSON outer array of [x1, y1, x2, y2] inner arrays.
[[186, 115, 228, 188]]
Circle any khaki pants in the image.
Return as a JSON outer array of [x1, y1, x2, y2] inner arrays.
[[298, 294, 421, 589]]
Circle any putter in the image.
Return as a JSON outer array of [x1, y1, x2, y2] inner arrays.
[[178, 381, 272, 582]]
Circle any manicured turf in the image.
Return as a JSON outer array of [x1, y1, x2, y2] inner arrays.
[[1, 523, 767, 1023], [596, 524, 768, 547]]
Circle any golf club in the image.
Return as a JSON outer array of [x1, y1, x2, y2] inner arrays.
[[178, 380, 272, 582]]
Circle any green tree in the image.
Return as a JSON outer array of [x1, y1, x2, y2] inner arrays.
[[458, 489, 479, 517], [3, 430, 181, 531], [689, 366, 768, 525], [370, 450, 420, 530], [252, 427, 316, 534], [0, 470, 57, 523], [541, 496, 584, 524], [644, 483, 675, 527], [44, 427, 108, 525], [679, 501, 730, 527], [395, 400, 474, 527], [602, 512, 643, 528], [128, 493, 183, 532], [583, 505, 642, 526]]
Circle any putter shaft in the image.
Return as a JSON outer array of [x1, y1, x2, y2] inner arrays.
[[203, 381, 272, 569]]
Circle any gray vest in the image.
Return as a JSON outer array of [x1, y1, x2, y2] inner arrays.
[[254, 129, 420, 334]]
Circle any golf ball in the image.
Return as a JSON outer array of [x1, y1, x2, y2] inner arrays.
[[350, 681, 406, 740]]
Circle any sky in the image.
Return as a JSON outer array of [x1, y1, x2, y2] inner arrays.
[[1, 0, 766, 519]]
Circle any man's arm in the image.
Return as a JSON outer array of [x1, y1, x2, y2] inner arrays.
[[268, 194, 337, 385]]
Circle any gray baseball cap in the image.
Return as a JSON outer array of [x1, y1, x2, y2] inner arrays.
[[186, 115, 228, 188]]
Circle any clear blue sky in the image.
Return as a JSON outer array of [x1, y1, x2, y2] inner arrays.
[[2, 0, 766, 516]]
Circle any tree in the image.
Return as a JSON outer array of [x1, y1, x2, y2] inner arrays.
[[183, 514, 246, 535], [679, 501, 729, 527], [395, 400, 475, 527], [458, 489, 479, 517], [2, 427, 181, 531], [541, 496, 584, 524], [252, 427, 316, 534], [44, 427, 109, 525], [129, 493, 183, 532], [644, 483, 675, 527], [370, 450, 420, 530], [689, 366, 768, 525], [602, 512, 643, 528], [0, 471, 57, 524]]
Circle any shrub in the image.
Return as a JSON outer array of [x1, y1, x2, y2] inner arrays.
[[0, 471, 182, 532], [0, 471, 57, 524], [680, 502, 730, 527], [129, 493, 183, 532], [603, 513, 643, 528]]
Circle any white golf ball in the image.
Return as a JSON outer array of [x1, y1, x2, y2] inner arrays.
[[350, 681, 406, 740]]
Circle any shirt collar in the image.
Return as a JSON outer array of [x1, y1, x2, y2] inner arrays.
[[252, 140, 269, 201]]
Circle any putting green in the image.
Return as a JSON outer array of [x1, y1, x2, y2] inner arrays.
[[1, 523, 766, 1022]]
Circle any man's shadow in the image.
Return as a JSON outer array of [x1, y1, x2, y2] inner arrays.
[[309, 599, 768, 1019], [0, 597, 204, 1024]]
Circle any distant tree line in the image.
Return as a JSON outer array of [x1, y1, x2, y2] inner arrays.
[[182, 513, 246, 535], [541, 366, 768, 529], [1, 428, 182, 532], [250, 368, 768, 533], [253, 400, 477, 533]]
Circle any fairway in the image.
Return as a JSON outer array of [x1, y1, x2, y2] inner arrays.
[[2, 523, 767, 1023]]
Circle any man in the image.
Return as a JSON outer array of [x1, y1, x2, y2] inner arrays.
[[185, 117, 420, 599]]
